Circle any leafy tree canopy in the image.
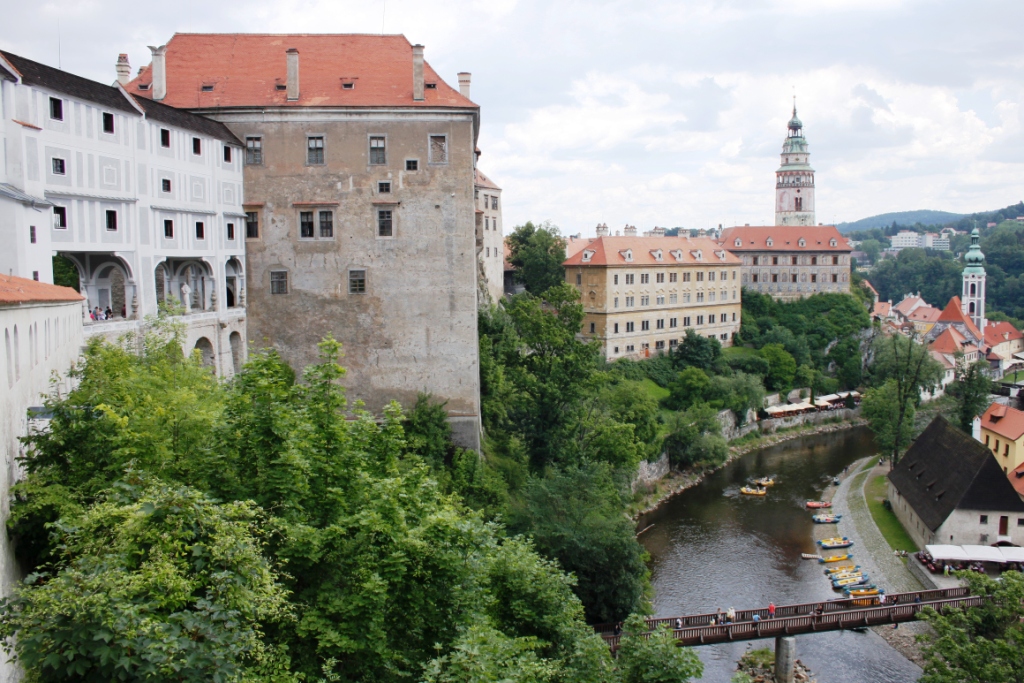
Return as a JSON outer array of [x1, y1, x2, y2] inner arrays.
[[507, 221, 568, 296]]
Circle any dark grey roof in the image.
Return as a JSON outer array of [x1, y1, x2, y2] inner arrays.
[[129, 95, 241, 146], [0, 50, 136, 114], [888, 416, 1024, 531]]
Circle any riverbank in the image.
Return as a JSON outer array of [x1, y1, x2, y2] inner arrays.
[[629, 416, 867, 520]]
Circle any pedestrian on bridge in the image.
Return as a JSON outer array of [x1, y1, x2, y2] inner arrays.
[[768, 602, 776, 618], [726, 607, 736, 623]]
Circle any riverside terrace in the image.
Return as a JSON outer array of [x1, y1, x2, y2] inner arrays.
[[595, 587, 978, 651]]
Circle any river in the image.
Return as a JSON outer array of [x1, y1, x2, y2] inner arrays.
[[637, 427, 922, 683]]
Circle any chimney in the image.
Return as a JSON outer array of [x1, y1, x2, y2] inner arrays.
[[412, 44, 425, 101], [457, 72, 471, 99], [624, 224, 637, 236], [147, 44, 167, 100], [286, 49, 300, 101], [596, 223, 609, 237], [115, 54, 131, 86]]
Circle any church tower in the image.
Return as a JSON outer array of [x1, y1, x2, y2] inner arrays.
[[775, 103, 816, 226], [962, 228, 986, 332]]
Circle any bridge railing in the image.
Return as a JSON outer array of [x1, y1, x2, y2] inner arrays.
[[600, 594, 982, 651], [592, 586, 969, 635]]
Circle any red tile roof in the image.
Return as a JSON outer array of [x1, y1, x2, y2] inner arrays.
[[474, 168, 501, 191], [937, 296, 982, 340], [0, 274, 83, 304], [718, 226, 850, 252], [564, 235, 594, 259], [872, 301, 892, 318], [1009, 461, 1024, 497], [862, 279, 879, 296], [930, 326, 968, 355], [127, 33, 476, 110], [981, 403, 1024, 442], [563, 236, 741, 267], [984, 321, 1023, 347], [908, 306, 942, 323], [893, 294, 926, 318]]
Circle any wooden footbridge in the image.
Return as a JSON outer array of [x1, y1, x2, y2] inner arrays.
[[596, 587, 979, 652]]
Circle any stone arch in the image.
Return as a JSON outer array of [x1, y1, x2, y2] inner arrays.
[[229, 332, 243, 374], [194, 337, 215, 370]]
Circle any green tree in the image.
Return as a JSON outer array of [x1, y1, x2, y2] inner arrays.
[[671, 329, 722, 371], [507, 221, 568, 295], [759, 343, 796, 392], [663, 403, 728, 469], [918, 570, 1024, 683], [0, 479, 293, 682], [860, 239, 882, 264], [947, 355, 992, 434], [52, 255, 80, 290], [861, 379, 916, 464], [665, 367, 711, 411], [616, 614, 703, 683]]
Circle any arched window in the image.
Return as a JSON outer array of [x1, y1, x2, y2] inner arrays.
[[970, 283, 976, 296], [969, 302, 976, 314]]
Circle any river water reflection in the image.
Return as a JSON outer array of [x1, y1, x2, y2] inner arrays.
[[638, 427, 921, 683]]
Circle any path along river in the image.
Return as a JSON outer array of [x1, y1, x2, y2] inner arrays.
[[637, 426, 922, 683]]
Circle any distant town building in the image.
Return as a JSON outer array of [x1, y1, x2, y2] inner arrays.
[[718, 225, 851, 301], [979, 403, 1024, 475], [0, 274, 84, 681], [0, 50, 248, 376], [127, 34, 483, 448], [563, 236, 742, 360], [890, 230, 950, 252], [775, 104, 815, 226], [888, 417, 1024, 549], [475, 168, 504, 303]]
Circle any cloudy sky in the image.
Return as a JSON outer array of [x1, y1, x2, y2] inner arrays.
[[4, 0, 1023, 236]]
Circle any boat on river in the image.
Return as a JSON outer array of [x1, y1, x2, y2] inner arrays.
[[801, 553, 823, 560], [844, 587, 883, 597], [819, 553, 853, 563], [818, 537, 854, 549], [812, 514, 842, 524], [740, 486, 767, 496], [806, 501, 832, 509], [824, 564, 860, 575], [832, 574, 870, 588], [828, 570, 863, 581], [754, 477, 775, 487]]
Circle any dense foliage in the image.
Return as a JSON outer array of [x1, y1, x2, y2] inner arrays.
[[506, 221, 569, 296]]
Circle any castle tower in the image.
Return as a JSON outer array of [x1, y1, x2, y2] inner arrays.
[[962, 227, 986, 331], [775, 102, 816, 226]]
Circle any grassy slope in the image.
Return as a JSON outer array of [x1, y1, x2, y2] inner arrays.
[[865, 473, 919, 553]]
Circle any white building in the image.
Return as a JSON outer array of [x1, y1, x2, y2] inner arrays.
[[890, 230, 950, 252], [0, 274, 84, 682], [475, 167, 504, 304], [891, 230, 921, 250], [0, 51, 247, 376]]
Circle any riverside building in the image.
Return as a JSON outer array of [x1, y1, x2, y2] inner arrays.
[[562, 235, 742, 360]]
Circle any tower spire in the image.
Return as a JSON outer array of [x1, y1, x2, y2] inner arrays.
[[775, 102, 814, 226]]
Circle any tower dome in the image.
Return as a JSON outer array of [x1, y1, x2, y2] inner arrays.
[[788, 106, 803, 133], [961, 227, 986, 332], [963, 228, 985, 271], [775, 100, 815, 226]]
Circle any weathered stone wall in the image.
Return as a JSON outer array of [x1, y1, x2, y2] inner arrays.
[[631, 452, 670, 493], [221, 112, 481, 449], [717, 408, 759, 441], [758, 407, 859, 433]]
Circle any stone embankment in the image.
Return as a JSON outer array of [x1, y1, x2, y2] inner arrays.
[[631, 417, 866, 520]]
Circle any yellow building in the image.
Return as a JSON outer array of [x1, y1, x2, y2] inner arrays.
[[563, 236, 742, 360], [980, 403, 1024, 474]]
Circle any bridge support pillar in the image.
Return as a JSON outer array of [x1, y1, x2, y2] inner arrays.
[[775, 636, 796, 683]]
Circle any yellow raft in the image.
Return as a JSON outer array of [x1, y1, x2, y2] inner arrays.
[[755, 477, 776, 487], [740, 486, 767, 496], [819, 554, 853, 564]]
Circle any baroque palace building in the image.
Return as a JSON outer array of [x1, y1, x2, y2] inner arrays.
[[563, 235, 741, 360], [128, 34, 483, 448]]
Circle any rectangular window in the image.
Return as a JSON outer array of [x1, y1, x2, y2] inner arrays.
[[319, 210, 334, 238], [772, 274, 778, 282], [589, 322, 596, 334], [492, 197, 498, 210], [683, 316, 691, 327], [369, 136, 386, 164], [669, 294, 677, 304], [697, 315, 704, 325], [641, 320, 650, 331], [349, 270, 366, 294], [709, 271, 715, 281], [720, 333, 729, 341], [246, 137, 263, 164], [308, 136, 324, 164], [614, 346, 620, 354], [378, 181, 391, 194], [656, 273, 665, 283], [669, 272, 677, 283], [626, 345, 635, 352], [833, 256, 840, 265], [626, 274, 635, 285], [161, 178, 171, 192], [832, 273, 838, 283], [29, 225, 36, 243], [656, 319, 665, 329], [732, 312, 737, 321], [772, 256, 779, 265], [683, 293, 691, 303], [613, 274, 619, 285], [246, 211, 259, 239], [378, 209, 393, 237], [669, 339, 678, 348], [576, 273, 582, 285], [161, 129, 171, 148], [164, 219, 174, 238], [683, 272, 691, 282], [227, 222, 235, 240], [102, 112, 115, 134], [192, 137, 202, 155], [486, 247, 491, 257], [980, 515, 989, 524], [626, 296, 635, 307], [271, 271, 288, 295], [752, 256, 759, 265], [614, 323, 619, 333], [105, 210, 117, 231], [406, 159, 418, 171], [429, 135, 448, 164], [709, 314, 716, 324], [195, 221, 204, 239], [811, 274, 817, 283], [626, 322, 635, 332], [223, 145, 232, 163], [641, 295, 649, 306], [300, 212, 314, 238], [53, 206, 67, 228], [49, 97, 63, 120], [655, 340, 665, 350], [656, 295, 665, 305], [614, 297, 619, 308], [696, 293, 704, 302], [752, 274, 759, 283], [32, 271, 39, 281], [669, 317, 677, 328], [640, 274, 650, 284], [52, 158, 66, 175], [792, 256, 798, 265], [697, 272, 704, 282]]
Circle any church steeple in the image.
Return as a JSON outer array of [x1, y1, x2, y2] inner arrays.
[[775, 99, 816, 226], [962, 227, 986, 332]]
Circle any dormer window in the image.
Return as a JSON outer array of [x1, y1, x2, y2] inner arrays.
[[582, 250, 595, 263], [798, 238, 806, 247], [691, 250, 703, 261], [651, 249, 663, 261], [620, 249, 633, 262], [830, 238, 838, 247], [670, 249, 684, 261], [766, 238, 774, 247], [734, 238, 742, 247], [715, 250, 727, 260], [425, 83, 437, 89], [201, 84, 215, 92]]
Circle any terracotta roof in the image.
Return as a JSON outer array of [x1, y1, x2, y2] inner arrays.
[[0, 50, 138, 114], [862, 279, 879, 296], [930, 327, 968, 355], [937, 296, 982, 340], [127, 33, 477, 110], [888, 417, 1024, 532], [872, 301, 891, 318], [718, 226, 850, 252], [893, 295, 926, 317], [563, 236, 741, 267], [564, 235, 595, 259], [0, 274, 83, 304], [1010, 461, 1024, 497], [474, 168, 501, 191], [984, 321, 1024, 347], [930, 349, 955, 370], [908, 306, 942, 323], [981, 403, 1024, 442]]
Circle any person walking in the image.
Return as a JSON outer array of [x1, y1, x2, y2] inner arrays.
[[726, 607, 736, 624], [768, 602, 776, 618]]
